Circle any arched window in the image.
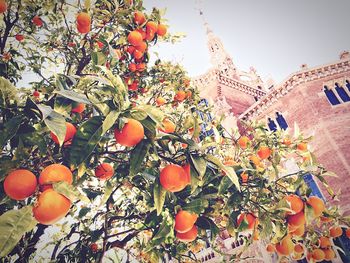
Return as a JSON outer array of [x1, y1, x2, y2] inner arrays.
[[346, 80, 350, 91], [335, 83, 350, 102], [276, 112, 288, 130], [267, 117, 277, 131], [324, 85, 340, 105]]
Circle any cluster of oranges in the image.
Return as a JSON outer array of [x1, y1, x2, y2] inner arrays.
[[174, 210, 198, 242]]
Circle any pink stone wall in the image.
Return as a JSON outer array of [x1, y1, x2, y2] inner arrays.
[[255, 71, 350, 214], [220, 85, 257, 115]]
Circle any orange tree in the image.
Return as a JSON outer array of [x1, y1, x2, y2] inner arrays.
[[0, 0, 349, 262]]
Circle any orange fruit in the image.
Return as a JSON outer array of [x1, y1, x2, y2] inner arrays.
[[157, 24, 167, 36], [32, 16, 43, 27], [0, 0, 7, 13], [307, 196, 325, 217], [282, 138, 292, 146], [135, 41, 147, 52], [292, 253, 304, 260], [176, 225, 198, 242], [136, 28, 146, 40], [266, 244, 275, 253], [160, 164, 188, 192], [128, 81, 138, 91], [145, 30, 155, 41], [127, 46, 136, 54], [95, 163, 114, 180], [186, 90, 192, 98], [346, 228, 350, 238], [174, 90, 186, 102], [134, 11, 146, 25], [182, 164, 191, 184], [240, 172, 248, 183], [90, 243, 98, 252], [275, 235, 294, 256], [319, 236, 331, 248], [33, 90, 40, 97], [329, 226, 342, 238], [39, 164, 73, 187], [158, 118, 176, 133], [294, 243, 304, 253], [71, 103, 85, 113], [136, 63, 146, 72], [15, 34, 24, 41], [114, 119, 144, 147], [289, 224, 305, 237], [128, 63, 137, 72], [249, 155, 261, 167], [175, 210, 198, 233], [323, 248, 335, 260], [288, 211, 305, 227], [320, 216, 333, 223], [257, 146, 271, 159], [50, 122, 77, 145], [133, 49, 144, 59], [146, 21, 158, 34], [156, 97, 166, 106], [127, 30, 143, 46], [33, 189, 71, 225], [297, 142, 308, 151], [237, 213, 256, 230], [237, 136, 250, 149], [4, 169, 37, 200], [77, 24, 90, 33], [285, 194, 304, 215], [76, 12, 91, 27], [312, 249, 325, 262]]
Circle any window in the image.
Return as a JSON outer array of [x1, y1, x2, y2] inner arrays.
[[346, 80, 350, 91], [335, 82, 350, 102], [267, 117, 277, 131], [276, 112, 288, 130], [324, 85, 341, 105]]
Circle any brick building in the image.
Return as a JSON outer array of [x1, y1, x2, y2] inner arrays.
[[192, 16, 350, 262]]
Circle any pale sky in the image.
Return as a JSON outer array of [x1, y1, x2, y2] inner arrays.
[[144, 0, 350, 83]]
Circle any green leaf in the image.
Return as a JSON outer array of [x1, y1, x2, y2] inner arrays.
[[137, 105, 165, 125], [55, 90, 91, 104], [43, 109, 66, 146], [190, 155, 207, 179], [99, 181, 114, 206], [205, 154, 240, 191], [218, 176, 233, 195], [153, 182, 166, 216], [70, 116, 103, 167], [0, 206, 38, 257], [0, 115, 23, 150], [53, 181, 90, 203], [148, 216, 174, 249], [92, 52, 107, 66], [102, 110, 119, 135], [130, 108, 148, 121], [182, 199, 209, 214], [78, 207, 91, 218], [196, 216, 219, 240], [129, 139, 151, 176]]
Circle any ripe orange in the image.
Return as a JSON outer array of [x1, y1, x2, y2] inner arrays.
[[346, 228, 350, 238], [182, 164, 191, 184], [285, 194, 304, 215], [136, 28, 146, 40], [238, 136, 250, 149], [127, 46, 136, 54], [175, 210, 198, 233], [307, 196, 325, 217], [319, 236, 331, 248], [249, 155, 261, 167], [266, 244, 275, 253], [127, 30, 143, 46], [156, 97, 166, 106], [50, 122, 77, 145], [160, 164, 188, 192], [146, 21, 158, 34], [134, 11, 146, 25], [4, 169, 37, 200], [72, 103, 85, 113], [329, 226, 342, 238], [158, 118, 176, 133], [257, 146, 271, 159], [294, 243, 304, 253], [237, 213, 256, 229], [77, 24, 90, 33], [15, 34, 24, 41], [275, 235, 294, 256], [114, 119, 144, 147], [135, 41, 147, 52], [176, 225, 198, 242], [323, 248, 335, 260], [289, 224, 305, 237], [320, 216, 333, 223], [297, 142, 308, 151], [174, 90, 186, 102], [95, 163, 114, 180], [77, 12, 91, 26], [240, 172, 248, 183], [90, 243, 98, 252], [33, 90, 40, 97], [288, 211, 305, 227], [128, 81, 138, 91], [157, 24, 167, 36], [133, 49, 144, 59], [33, 189, 71, 225], [128, 63, 137, 72], [282, 138, 292, 146], [312, 249, 325, 262], [0, 0, 7, 13], [136, 63, 146, 72], [145, 30, 155, 41], [32, 16, 43, 27], [39, 164, 73, 187]]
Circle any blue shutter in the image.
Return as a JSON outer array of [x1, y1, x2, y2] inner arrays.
[[335, 84, 350, 102], [324, 86, 341, 105]]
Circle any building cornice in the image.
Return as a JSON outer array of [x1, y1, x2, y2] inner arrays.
[[239, 59, 350, 121]]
